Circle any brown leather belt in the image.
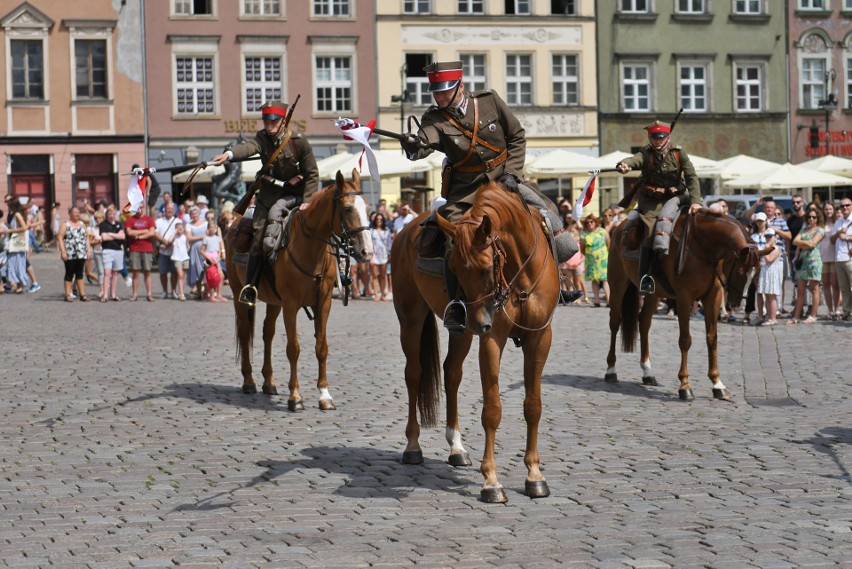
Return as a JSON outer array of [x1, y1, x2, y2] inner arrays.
[[453, 149, 509, 173]]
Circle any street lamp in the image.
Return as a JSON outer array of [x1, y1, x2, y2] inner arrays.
[[818, 69, 838, 156], [391, 63, 410, 133]]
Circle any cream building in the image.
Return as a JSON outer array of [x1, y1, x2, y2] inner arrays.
[[376, 0, 597, 208]]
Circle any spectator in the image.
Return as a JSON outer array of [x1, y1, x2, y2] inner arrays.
[[90, 211, 105, 298], [155, 203, 180, 298], [186, 206, 208, 300], [158, 191, 174, 216], [745, 197, 791, 312], [370, 213, 392, 301], [45, 201, 61, 251], [392, 203, 414, 237], [57, 206, 90, 302], [177, 203, 188, 224], [4, 197, 30, 293], [200, 220, 226, 302], [125, 207, 157, 302], [788, 208, 825, 324], [98, 207, 125, 301], [750, 213, 782, 326], [600, 207, 616, 234], [561, 214, 587, 304], [196, 194, 210, 219], [580, 213, 609, 307], [820, 201, 840, 319], [830, 197, 852, 320], [78, 213, 100, 285], [168, 221, 190, 301]]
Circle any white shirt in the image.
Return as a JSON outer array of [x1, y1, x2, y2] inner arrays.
[[393, 212, 414, 235], [156, 216, 179, 256], [170, 234, 190, 262], [831, 215, 852, 263]]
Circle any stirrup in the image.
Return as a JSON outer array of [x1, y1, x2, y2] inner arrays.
[[443, 300, 467, 335], [238, 284, 258, 307], [639, 274, 656, 295]]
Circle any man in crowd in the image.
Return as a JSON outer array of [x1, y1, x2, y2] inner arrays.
[[125, 206, 157, 302], [155, 203, 180, 298], [830, 197, 852, 320]]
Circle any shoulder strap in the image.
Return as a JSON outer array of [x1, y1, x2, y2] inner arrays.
[[441, 98, 502, 168], [265, 129, 294, 171], [672, 148, 681, 171], [289, 138, 300, 163]]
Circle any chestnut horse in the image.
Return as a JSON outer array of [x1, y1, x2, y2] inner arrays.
[[392, 183, 560, 503], [225, 169, 373, 410], [605, 210, 763, 400]]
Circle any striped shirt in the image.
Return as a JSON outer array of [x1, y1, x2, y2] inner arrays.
[[767, 215, 789, 256]]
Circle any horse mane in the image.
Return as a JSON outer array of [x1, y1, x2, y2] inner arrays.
[[454, 183, 528, 265]]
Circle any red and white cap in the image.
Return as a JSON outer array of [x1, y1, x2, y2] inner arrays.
[[644, 120, 671, 139], [424, 60, 463, 92], [261, 100, 288, 121]]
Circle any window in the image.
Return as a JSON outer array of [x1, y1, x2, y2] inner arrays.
[[734, 0, 762, 14], [846, 56, 852, 107], [620, 0, 649, 12], [676, 0, 705, 13], [315, 56, 352, 112], [799, 0, 825, 9], [244, 56, 282, 113], [403, 0, 431, 13], [551, 54, 578, 106], [505, 54, 532, 105], [458, 0, 485, 14], [74, 40, 107, 99], [551, 0, 577, 14], [846, 0, 852, 10], [174, 0, 213, 15], [313, 0, 350, 16], [505, 0, 531, 14], [405, 53, 433, 106], [242, 0, 280, 16], [175, 56, 216, 115], [10, 40, 44, 99], [460, 53, 487, 93], [801, 58, 827, 109], [679, 63, 707, 111], [735, 63, 763, 111], [622, 63, 650, 111]]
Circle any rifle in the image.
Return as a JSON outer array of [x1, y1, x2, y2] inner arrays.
[[233, 94, 301, 216], [617, 109, 685, 208]]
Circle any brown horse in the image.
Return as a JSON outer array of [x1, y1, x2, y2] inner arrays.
[[392, 182, 560, 503], [605, 210, 763, 400], [224, 169, 373, 410]]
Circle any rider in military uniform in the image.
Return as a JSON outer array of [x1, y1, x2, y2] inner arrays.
[[401, 60, 580, 333], [616, 120, 702, 294], [211, 100, 319, 306]]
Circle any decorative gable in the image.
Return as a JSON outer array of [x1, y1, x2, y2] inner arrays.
[[0, 2, 54, 33]]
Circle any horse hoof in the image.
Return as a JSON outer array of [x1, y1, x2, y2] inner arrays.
[[480, 487, 509, 503], [262, 384, 278, 395], [287, 399, 304, 412], [318, 399, 336, 411], [712, 387, 731, 400], [448, 452, 472, 467], [524, 480, 550, 499], [604, 372, 618, 383], [642, 376, 658, 386], [678, 389, 695, 401], [242, 383, 258, 394], [402, 450, 424, 465]]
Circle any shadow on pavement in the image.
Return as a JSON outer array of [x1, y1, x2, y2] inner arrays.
[[789, 427, 852, 483], [540, 373, 676, 401]]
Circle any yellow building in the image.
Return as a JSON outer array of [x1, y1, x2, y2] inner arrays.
[[376, 0, 597, 210]]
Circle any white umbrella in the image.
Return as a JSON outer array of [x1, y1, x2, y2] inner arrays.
[[722, 162, 852, 190], [707, 154, 782, 179], [798, 155, 852, 178], [317, 149, 433, 180], [688, 154, 721, 176], [524, 149, 597, 177], [171, 164, 225, 183]]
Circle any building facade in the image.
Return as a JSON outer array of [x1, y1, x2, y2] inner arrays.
[[597, 0, 788, 166], [144, 0, 377, 201], [0, 0, 145, 217]]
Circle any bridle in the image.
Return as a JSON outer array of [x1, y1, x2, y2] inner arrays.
[[458, 213, 556, 332], [686, 213, 758, 304]]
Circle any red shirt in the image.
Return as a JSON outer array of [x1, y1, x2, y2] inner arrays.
[[125, 214, 156, 253]]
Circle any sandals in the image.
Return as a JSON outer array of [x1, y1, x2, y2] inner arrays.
[[65, 295, 75, 302], [760, 320, 776, 326], [147, 295, 154, 302], [786, 319, 799, 325], [742, 316, 751, 325], [802, 316, 817, 324], [111, 297, 121, 302], [100, 297, 108, 303], [128, 295, 138, 302], [79, 295, 89, 302]]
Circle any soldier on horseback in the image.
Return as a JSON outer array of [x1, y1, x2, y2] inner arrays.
[[615, 120, 702, 295], [400, 60, 580, 334], [210, 100, 319, 306]]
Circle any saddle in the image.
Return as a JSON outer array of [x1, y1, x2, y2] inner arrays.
[[415, 213, 447, 278]]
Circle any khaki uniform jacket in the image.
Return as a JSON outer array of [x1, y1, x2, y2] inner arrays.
[[409, 90, 525, 219], [230, 129, 319, 215], [621, 145, 702, 219]]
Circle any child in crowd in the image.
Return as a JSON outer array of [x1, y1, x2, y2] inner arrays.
[[199, 221, 226, 302], [169, 222, 190, 301]]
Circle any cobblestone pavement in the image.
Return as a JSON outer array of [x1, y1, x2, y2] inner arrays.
[[2, 254, 851, 568]]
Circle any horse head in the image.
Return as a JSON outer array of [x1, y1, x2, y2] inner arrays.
[[436, 211, 499, 335], [332, 169, 373, 263], [706, 213, 762, 308]]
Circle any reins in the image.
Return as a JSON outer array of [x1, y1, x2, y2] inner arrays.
[[684, 213, 757, 302]]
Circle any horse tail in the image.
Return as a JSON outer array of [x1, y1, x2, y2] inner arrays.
[[418, 313, 442, 428], [234, 305, 256, 363], [620, 281, 639, 353]]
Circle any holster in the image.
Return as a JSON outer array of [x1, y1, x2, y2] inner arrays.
[[417, 214, 445, 259], [233, 216, 254, 254], [440, 164, 451, 199]]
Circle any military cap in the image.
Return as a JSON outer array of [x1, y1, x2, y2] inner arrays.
[[644, 120, 671, 139], [261, 100, 288, 121], [424, 60, 463, 92]]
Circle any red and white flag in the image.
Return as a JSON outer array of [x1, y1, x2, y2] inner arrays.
[[122, 169, 147, 214], [334, 118, 380, 181], [572, 171, 598, 222]]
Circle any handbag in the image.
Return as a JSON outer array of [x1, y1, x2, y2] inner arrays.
[[6, 231, 28, 253]]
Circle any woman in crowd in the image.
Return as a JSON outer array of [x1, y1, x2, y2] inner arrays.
[[369, 213, 392, 301], [788, 208, 825, 324], [600, 207, 617, 234], [820, 201, 840, 319], [57, 206, 90, 301], [580, 213, 610, 307], [749, 213, 783, 326], [560, 213, 587, 304], [5, 198, 31, 293], [88, 212, 105, 296], [200, 220, 226, 302], [98, 207, 125, 301], [185, 206, 208, 299], [168, 221, 190, 301]]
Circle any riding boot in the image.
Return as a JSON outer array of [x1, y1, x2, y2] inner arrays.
[[238, 254, 263, 306], [638, 245, 656, 295], [443, 255, 467, 336]]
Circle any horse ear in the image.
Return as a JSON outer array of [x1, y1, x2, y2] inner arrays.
[[351, 168, 360, 186], [335, 170, 345, 188], [435, 212, 457, 239]]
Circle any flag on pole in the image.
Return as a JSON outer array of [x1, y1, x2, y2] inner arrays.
[[122, 169, 147, 214], [572, 171, 598, 222], [333, 118, 380, 181]]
